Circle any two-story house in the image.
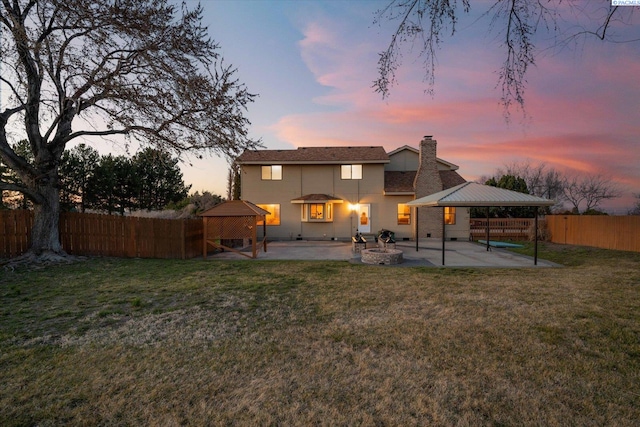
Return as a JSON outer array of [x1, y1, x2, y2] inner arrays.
[[235, 136, 469, 241]]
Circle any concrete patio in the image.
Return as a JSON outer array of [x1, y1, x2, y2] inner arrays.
[[209, 239, 559, 268]]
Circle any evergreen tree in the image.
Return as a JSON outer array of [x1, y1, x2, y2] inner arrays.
[[86, 155, 136, 215], [472, 175, 534, 218], [59, 144, 100, 212], [131, 148, 191, 211]]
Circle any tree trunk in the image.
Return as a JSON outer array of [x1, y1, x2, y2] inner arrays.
[[30, 182, 64, 255]]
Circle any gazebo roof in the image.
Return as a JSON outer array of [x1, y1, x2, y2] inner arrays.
[[407, 182, 555, 207], [199, 200, 270, 217]]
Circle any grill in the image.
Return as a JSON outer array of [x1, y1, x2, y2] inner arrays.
[[377, 229, 396, 250]]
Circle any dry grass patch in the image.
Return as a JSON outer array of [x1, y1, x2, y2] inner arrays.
[[1, 247, 639, 425]]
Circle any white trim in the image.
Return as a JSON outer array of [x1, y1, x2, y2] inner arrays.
[[384, 191, 415, 196], [387, 145, 418, 156]]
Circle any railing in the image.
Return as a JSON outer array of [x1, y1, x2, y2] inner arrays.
[[470, 218, 534, 240], [1, 210, 203, 259]]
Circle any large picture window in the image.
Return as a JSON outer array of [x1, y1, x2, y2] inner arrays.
[[341, 164, 362, 180], [257, 204, 280, 225], [397, 204, 411, 225], [261, 165, 282, 180], [444, 207, 456, 225]]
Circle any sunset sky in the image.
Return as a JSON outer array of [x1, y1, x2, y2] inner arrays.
[[179, 0, 640, 212]]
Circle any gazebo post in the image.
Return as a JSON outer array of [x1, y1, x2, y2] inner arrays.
[[263, 216, 267, 253], [485, 207, 490, 251], [534, 208, 539, 266], [442, 206, 445, 266], [252, 216, 257, 258]]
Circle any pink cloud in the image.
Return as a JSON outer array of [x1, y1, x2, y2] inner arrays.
[[266, 7, 640, 213]]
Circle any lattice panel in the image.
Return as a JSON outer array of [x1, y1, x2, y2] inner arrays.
[[205, 216, 259, 240]]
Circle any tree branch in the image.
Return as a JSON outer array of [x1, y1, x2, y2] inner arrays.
[[0, 179, 42, 204]]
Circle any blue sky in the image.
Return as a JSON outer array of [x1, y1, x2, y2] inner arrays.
[[175, 0, 640, 212]]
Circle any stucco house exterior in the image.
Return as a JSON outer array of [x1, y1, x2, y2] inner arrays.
[[235, 136, 469, 241]]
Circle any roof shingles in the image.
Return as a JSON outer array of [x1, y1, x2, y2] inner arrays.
[[384, 171, 416, 193], [384, 170, 466, 194], [199, 200, 269, 217], [237, 146, 389, 164]]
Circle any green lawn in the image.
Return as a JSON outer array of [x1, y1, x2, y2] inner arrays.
[[1, 243, 639, 425]]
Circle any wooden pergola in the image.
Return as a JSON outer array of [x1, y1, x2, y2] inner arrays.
[[199, 200, 269, 259]]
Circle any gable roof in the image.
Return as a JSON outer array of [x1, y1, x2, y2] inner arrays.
[[435, 157, 460, 171], [407, 182, 555, 207], [199, 200, 270, 217], [386, 145, 459, 171], [236, 146, 389, 164], [387, 145, 418, 156]]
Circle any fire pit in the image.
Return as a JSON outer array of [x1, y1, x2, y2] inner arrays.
[[360, 248, 403, 265]]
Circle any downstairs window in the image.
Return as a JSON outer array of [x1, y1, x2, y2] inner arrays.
[[257, 204, 281, 225]]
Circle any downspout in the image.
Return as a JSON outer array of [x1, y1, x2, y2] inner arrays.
[[299, 165, 303, 238]]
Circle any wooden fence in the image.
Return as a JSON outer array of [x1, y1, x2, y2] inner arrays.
[[1, 210, 203, 259], [546, 215, 640, 253], [470, 218, 535, 240]]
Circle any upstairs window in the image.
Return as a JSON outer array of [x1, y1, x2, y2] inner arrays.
[[261, 165, 282, 180], [341, 164, 362, 180]]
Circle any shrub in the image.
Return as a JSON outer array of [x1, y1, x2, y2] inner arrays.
[[528, 219, 551, 241]]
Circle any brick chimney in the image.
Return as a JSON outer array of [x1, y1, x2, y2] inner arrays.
[[414, 135, 443, 238]]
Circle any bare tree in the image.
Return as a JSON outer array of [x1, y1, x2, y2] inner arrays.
[[499, 160, 564, 208], [563, 173, 621, 214], [373, 1, 638, 118], [0, 0, 260, 260], [493, 160, 621, 213]]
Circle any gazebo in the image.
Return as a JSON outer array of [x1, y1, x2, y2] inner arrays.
[[407, 182, 555, 265], [199, 200, 270, 259]]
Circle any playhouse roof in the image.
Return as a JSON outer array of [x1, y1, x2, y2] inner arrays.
[[199, 200, 270, 217]]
